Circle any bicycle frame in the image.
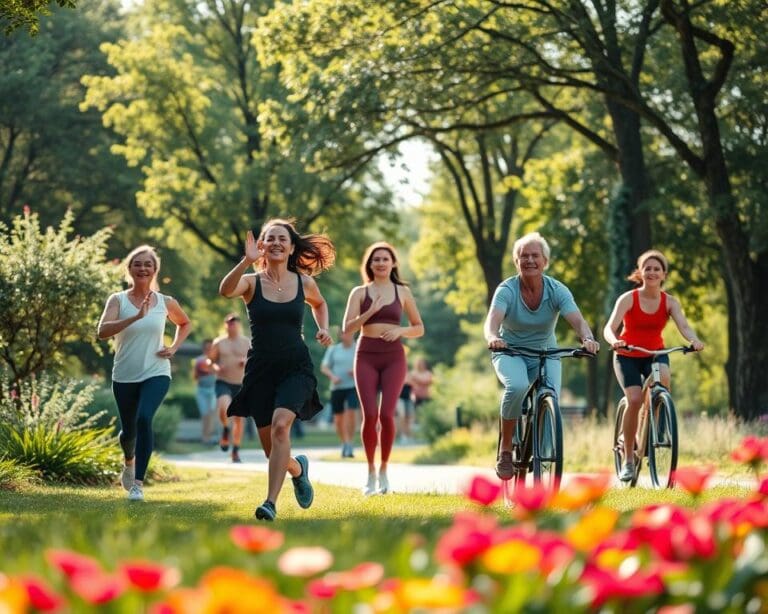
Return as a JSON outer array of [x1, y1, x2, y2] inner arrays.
[[492, 346, 595, 494], [613, 345, 693, 488]]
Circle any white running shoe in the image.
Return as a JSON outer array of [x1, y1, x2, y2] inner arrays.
[[362, 473, 377, 496], [121, 464, 135, 491], [127, 484, 144, 501], [378, 472, 390, 495]]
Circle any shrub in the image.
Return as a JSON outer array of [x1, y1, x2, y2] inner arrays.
[[164, 384, 200, 419], [418, 364, 499, 443], [0, 375, 110, 433], [0, 208, 120, 386], [0, 423, 120, 485], [152, 404, 182, 451], [0, 458, 40, 490]]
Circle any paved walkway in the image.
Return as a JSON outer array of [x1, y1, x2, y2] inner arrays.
[[164, 445, 752, 495]]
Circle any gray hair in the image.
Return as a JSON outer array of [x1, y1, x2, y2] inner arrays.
[[513, 232, 551, 268]]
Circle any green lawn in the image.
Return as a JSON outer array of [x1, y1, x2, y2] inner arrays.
[[1, 467, 752, 579]]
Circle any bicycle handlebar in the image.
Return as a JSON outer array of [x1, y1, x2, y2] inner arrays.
[[490, 346, 597, 359], [616, 345, 696, 356]]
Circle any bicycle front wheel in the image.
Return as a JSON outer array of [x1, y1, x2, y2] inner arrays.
[[533, 395, 563, 492], [613, 398, 628, 478], [648, 390, 678, 488]]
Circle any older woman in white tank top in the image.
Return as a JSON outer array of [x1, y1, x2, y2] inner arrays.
[[97, 245, 191, 501]]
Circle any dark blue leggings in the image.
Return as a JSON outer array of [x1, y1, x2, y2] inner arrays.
[[112, 376, 170, 481]]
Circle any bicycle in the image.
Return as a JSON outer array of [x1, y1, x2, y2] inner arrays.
[[490, 346, 596, 497], [611, 345, 694, 488]]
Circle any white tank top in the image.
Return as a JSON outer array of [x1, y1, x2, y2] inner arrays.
[[111, 291, 172, 383]]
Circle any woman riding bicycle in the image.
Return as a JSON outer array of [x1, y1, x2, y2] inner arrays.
[[484, 232, 600, 480], [603, 249, 704, 482]]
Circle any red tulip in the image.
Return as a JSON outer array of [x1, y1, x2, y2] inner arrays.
[[119, 560, 181, 592], [511, 482, 551, 516], [306, 578, 337, 600], [581, 563, 664, 608], [731, 436, 768, 472], [673, 466, 715, 496], [463, 474, 502, 506], [434, 512, 498, 566], [18, 575, 66, 612], [229, 525, 284, 553], [45, 549, 101, 579]]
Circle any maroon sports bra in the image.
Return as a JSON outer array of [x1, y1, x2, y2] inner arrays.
[[361, 284, 402, 325]]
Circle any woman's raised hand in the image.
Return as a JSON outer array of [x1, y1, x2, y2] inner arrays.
[[245, 230, 259, 264], [137, 293, 152, 319]]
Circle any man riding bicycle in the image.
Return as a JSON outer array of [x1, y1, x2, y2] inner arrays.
[[484, 232, 600, 480]]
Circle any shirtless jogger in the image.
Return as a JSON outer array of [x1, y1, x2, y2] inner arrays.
[[209, 313, 251, 462]]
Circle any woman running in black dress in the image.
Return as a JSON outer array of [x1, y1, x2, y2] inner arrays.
[[219, 218, 335, 521]]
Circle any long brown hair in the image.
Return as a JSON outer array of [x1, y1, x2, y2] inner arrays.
[[360, 241, 408, 285], [256, 218, 335, 276]]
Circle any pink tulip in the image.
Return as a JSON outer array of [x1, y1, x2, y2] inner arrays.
[[69, 570, 126, 605], [229, 525, 284, 553], [463, 475, 502, 506], [511, 482, 551, 516], [278, 547, 333, 577], [673, 466, 715, 496], [434, 512, 498, 566], [45, 549, 101, 579]]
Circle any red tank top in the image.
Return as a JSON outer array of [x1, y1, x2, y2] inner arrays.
[[618, 289, 669, 357], [361, 284, 402, 325]]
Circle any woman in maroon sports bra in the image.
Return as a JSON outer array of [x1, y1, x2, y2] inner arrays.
[[603, 249, 704, 481], [342, 242, 424, 495]]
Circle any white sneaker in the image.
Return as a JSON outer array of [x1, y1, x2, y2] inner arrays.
[[127, 484, 144, 501], [362, 473, 377, 496], [121, 464, 135, 491], [378, 472, 390, 494]]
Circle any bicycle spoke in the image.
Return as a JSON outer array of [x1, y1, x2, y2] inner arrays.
[[648, 392, 678, 488]]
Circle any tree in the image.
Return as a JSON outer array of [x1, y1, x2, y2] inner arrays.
[[1, 0, 76, 36], [257, 0, 768, 418], [81, 0, 395, 265], [0, 1, 142, 236], [0, 208, 118, 387]]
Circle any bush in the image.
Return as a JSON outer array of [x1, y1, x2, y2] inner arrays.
[[164, 384, 200, 419], [413, 428, 473, 464], [0, 208, 119, 385], [0, 458, 40, 490], [0, 423, 120, 485], [152, 404, 182, 451], [418, 364, 500, 443], [82, 385, 120, 431]]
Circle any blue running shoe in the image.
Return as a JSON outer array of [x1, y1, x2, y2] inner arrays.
[[255, 500, 276, 521], [291, 455, 314, 509]]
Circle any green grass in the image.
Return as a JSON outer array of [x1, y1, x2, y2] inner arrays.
[[0, 467, 753, 576]]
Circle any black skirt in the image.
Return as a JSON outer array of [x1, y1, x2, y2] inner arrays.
[[227, 343, 323, 428]]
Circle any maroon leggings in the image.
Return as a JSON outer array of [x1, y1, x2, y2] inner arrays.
[[354, 337, 407, 464]]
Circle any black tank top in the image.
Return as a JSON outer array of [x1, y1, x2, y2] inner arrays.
[[246, 273, 305, 352]]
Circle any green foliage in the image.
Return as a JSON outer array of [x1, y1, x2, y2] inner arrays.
[[0, 209, 119, 383], [412, 427, 474, 464], [0, 0, 76, 35], [164, 383, 199, 420], [0, 422, 120, 485], [0, 2, 141, 231], [418, 344, 500, 443], [0, 373, 111, 432], [0, 457, 40, 490], [152, 403, 182, 452], [80, 0, 395, 266]]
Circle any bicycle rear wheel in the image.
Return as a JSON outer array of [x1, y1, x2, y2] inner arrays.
[[533, 395, 563, 492], [648, 390, 678, 488]]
